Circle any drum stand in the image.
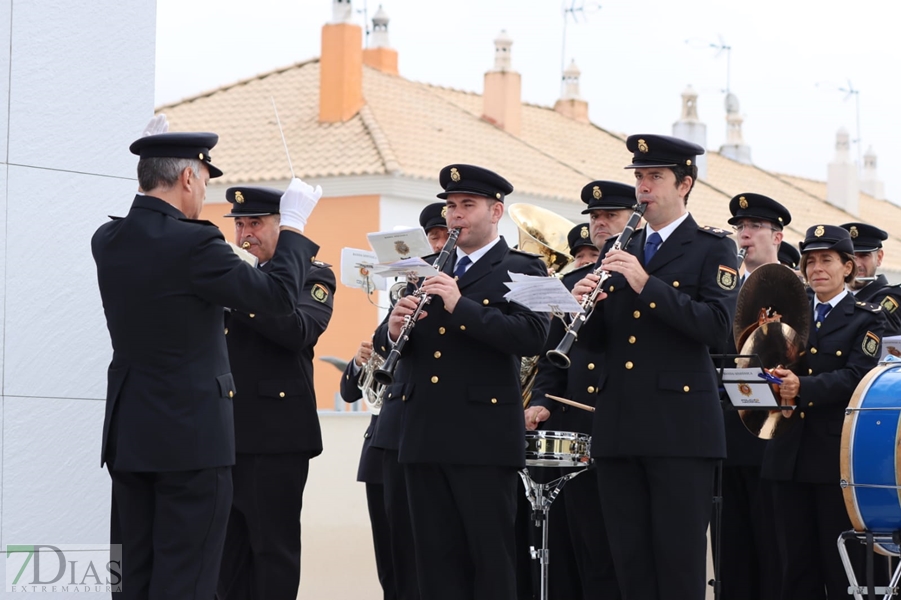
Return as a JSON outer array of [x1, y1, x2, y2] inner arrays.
[[518, 466, 591, 600], [838, 531, 901, 599]]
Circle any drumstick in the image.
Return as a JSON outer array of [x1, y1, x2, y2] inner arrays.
[[544, 394, 595, 412]]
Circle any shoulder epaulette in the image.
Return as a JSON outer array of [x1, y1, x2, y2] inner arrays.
[[509, 247, 542, 258], [854, 300, 883, 313], [179, 217, 217, 227], [699, 225, 730, 238], [311, 258, 333, 269], [107, 215, 123, 221]]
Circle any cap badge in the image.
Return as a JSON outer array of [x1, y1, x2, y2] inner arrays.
[[592, 186, 602, 200], [815, 225, 825, 238], [450, 167, 461, 182], [580, 226, 589, 239], [637, 139, 649, 153], [850, 226, 859, 238], [441, 206, 447, 219], [739, 196, 748, 209], [235, 191, 245, 204]]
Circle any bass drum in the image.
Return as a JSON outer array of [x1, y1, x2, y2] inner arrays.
[[841, 360, 901, 555]]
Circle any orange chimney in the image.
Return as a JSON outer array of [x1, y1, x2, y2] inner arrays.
[[554, 59, 589, 123], [319, 15, 364, 123], [362, 5, 398, 75], [482, 30, 521, 136]]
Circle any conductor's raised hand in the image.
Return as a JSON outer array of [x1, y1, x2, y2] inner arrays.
[[601, 249, 649, 293], [279, 177, 323, 233], [388, 294, 428, 341], [420, 272, 462, 313]]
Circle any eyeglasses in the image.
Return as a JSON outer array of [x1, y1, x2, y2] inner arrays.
[[732, 222, 779, 233]]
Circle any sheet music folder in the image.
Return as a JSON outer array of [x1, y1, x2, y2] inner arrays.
[[710, 354, 796, 412]]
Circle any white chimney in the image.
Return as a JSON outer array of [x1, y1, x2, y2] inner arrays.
[[370, 5, 390, 48], [827, 127, 859, 215], [332, 0, 353, 23], [553, 59, 589, 123], [719, 92, 752, 165], [860, 146, 885, 200], [672, 85, 707, 179], [482, 30, 521, 135]]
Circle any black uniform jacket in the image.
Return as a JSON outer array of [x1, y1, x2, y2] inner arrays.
[[92, 195, 317, 472], [854, 274, 901, 336], [225, 260, 335, 455], [586, 216, 737, 458], [372, 238, 550, 468], [761, 294, 883, 483], [339, 360, 383, 484], [532, 264, 597, 435]]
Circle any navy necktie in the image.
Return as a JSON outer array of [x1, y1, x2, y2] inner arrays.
[[644, 232, 662, 265], [453, 255, 472, 278], [815, 302, 832, 329]]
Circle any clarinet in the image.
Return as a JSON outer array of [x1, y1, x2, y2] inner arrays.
[[373, 228, 462, 385], [737, 247, 747, 269], [545, 203, 647, 369]]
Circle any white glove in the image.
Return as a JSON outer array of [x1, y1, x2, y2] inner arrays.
[[141, 114, 169, 137], [279, 177, 322, 232]]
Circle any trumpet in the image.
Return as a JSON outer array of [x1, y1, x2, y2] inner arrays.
[[545, 203, 647, 369], [357, 353, 386, 414], [373, 228, 462, 385]]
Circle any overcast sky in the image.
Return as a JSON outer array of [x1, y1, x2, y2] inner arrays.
[[156, 0, 899, 205]]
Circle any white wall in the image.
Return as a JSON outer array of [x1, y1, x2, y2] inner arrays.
[[0, 1, 156, 597]]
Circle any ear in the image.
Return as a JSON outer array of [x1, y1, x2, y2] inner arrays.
[[774, 230, 784, 245], [180, 166, 194, 190], [491, 200, 505, 223], [677, 175, 693, 197], [877, 249, 885, 267]]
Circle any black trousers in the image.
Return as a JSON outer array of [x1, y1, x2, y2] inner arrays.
[[595, 456, 715, 600], [366, 482, 398, 600], [216, 452, 310, 600], [405, 463, 519, 600], [382, 450, 421, 600], [109, 465, 232, 600], [711, 465, 781, 600], [562, 466, 620, 599], [772, 479, 884, 600]]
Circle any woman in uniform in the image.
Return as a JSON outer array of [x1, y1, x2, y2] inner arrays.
[[763, 224, 885, 599]]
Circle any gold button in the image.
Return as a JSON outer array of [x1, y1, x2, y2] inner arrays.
[[434, 351, 442, 359], [800, 412, 805, 419], [810, 347, 817, 354], [836, 350, 842, 357], [431, 376, 439, 383], [249, 313, 255, 318], [673, 281, 680, 288], [588, 363, 595, 370], [491, 398, 498, 404], [628, 336, 636, 344], [460, 325, 466, 331], [224, 328, 228, 335], [808, 401, 814, 407], [633, 311, 641, 319], [228, 390, 234, 398], [683, 385, 690, 392], [402, 395, 406, 401], [388, 393, 393, 398], [649, 302, 657, 309], [588, 386, 596, 393], [439, 327, 446, 335], [381, 346, 387, 352], [609, 286, 615, 292], [809, 368, 813, 375], [625, 361, 634, 369], [483, 299, 489, 305], [279, 392, 286, 398]]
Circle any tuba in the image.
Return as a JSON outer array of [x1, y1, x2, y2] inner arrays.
[[732, 263, 811, 439], [357, 353, 387, 414], [508, 203, 578, 407]]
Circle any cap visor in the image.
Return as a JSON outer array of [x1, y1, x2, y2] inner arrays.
[[223, 211, 276, 218], [624, 162, 678, 170], [581, 205, 632, 215]]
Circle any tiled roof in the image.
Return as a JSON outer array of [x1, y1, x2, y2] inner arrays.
[[160, 58, 901, 272]]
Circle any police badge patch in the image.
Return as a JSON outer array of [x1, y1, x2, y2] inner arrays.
[[717, 265, 738, 290], [881, 296, 899, 314], [863, 331, 880, 357], [312, 283, 330, 304]]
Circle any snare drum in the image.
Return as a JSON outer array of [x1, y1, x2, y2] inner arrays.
[[524, 430, 591, 468], [841, 361, 901, 554]]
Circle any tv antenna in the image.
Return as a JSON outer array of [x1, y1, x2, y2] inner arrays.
[[816, 79, 862, 169], [560, 1, 601, 96]]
